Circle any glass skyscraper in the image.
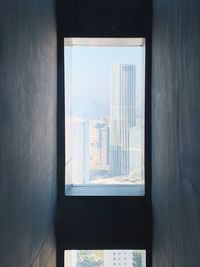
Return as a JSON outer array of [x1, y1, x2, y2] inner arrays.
[[109, 64, 136, 177]]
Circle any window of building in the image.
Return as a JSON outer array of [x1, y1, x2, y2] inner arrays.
[[64, 250, 146, 267], [64, 38, 145, 196]]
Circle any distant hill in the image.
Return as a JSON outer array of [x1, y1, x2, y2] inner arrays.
[[72, 97, 109, 118]]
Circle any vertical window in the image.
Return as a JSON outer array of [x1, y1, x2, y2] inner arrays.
[[64, 38, 145, 196]]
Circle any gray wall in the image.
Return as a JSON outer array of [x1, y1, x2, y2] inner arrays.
[[152, 0, 200, 266], [0, 1, 57, 267]]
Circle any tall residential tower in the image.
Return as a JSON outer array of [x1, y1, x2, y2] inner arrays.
[[71, 117, 89, 183]]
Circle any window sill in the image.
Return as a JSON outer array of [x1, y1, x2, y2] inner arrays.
[[65, 184, 145, 196]]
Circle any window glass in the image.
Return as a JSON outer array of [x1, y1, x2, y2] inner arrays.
[[64, 38, 145, 196], [64, 250, 146, 267]]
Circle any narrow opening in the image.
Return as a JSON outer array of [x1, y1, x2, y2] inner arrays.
[[64, 250, 146, 267], [64, 38, 145, 196]]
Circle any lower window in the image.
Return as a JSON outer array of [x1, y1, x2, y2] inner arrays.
[[64, 249, 146, 267]]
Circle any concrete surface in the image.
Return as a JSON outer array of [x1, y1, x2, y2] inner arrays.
[[152, 0, 200, 266], [0, 1, 57, 266]]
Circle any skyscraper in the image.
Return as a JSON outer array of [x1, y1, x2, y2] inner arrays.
[[109, 64, 136, 177], [129, 119, 144, 182], [89, 119, 109, 172], [72, 117, 89, 183]]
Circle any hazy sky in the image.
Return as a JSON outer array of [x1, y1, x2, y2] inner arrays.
[[64, 45, 145, 112]]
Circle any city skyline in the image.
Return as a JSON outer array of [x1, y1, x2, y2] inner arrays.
[[64, 250, 146, 267], [65, 45, 144, 117], [65, 44, 145, 186]]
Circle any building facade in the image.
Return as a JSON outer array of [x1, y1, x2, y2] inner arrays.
[[71, 117, 89, 183], [109, 64, 136, 177], [104, 250, 133, 267], [89, 120, 109, 172]]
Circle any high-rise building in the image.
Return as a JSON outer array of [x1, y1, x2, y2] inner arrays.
[[89, 120, 109, 172], [109, 64, 136, 177], [72, 117, 89, 183], [129, 119, 144, 182], [104, 250, 133, 267]]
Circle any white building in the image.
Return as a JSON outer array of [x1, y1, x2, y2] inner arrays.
[[129, 119, 144, 182], [104, 250, 133, 267], [109, 64, 136, 177], [72, 117, 89, 184]]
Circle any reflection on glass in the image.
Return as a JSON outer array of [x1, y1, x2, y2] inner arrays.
[[64, 38, 145, 189]]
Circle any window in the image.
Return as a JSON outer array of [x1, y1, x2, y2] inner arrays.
[[64, 38, 145, 196], [64, 250, 146, 267]]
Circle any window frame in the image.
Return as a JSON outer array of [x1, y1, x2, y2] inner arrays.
[[57, 34, 152, 265], [63, 37, 148, 197], [63, 249, 147, 267]]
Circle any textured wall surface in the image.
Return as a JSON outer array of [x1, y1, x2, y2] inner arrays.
[[0, 1, 57, 266], [152, 0, 200, 266]]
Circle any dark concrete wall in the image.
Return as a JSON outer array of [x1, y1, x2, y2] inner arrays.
[[152, 1, 200, 266], [0, 1, 57, 267], [58, 0, 152, 37]]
